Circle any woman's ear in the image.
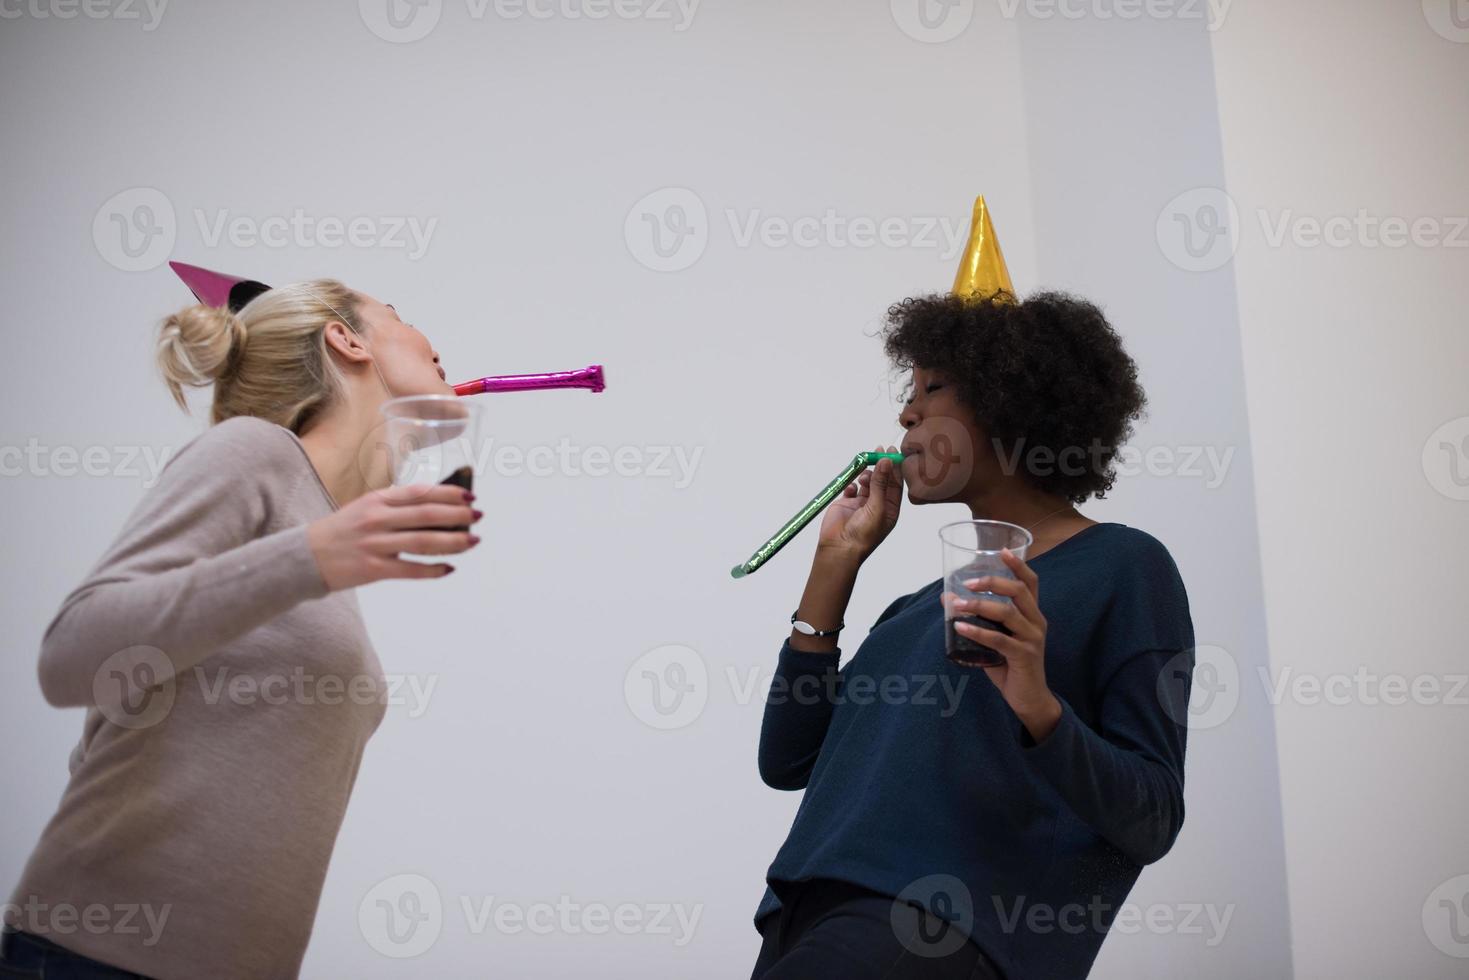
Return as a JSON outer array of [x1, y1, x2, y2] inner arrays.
[[322, 320, 372, 365]]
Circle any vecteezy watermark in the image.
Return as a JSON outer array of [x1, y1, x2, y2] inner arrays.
[[990, 437, 1237, 490], [194, 667, 439, 719], [1259, 666, 1469, 709], [623, 188, 974, 273], [1157, 644, 1469, 730], [359, 874, 444, 958], [92, 188, 440, 272], [1422, 415, 1469, 501], [472, 438, 704, 488], [357, 873, 702, 958], [1157, 645, 1235, 731], [0, 0, 168, 30], [892, 875, 975, 958], [93, 187, 176, 273], [194, 209, 438, 261], [623, 645, 974, 731], [1158, 187, 1469, 272], [0, 440, 177, 487], [624, 188, 708, 272], [991, 894, 1235, 946], [358, 0, 699, 43], [1156, 188, 1240, 273], [1422, 0, 1469, 43], [1423, 874, 1469, 958], [890, 0, 975, 43], [2, 898, 171, 947], [91, 646, 440, 730], [624, 644, 709, 730], [993, 0, 1233, 30], [890, 0, 1232, 43]]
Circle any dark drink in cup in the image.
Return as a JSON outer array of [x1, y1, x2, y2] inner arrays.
[[945, 616, 1011, 667], [939, 519, 1033, 669], [438, 466, 473, 531]]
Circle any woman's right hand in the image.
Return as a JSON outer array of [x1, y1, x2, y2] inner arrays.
[[816, 443, 903, 564], [306, 483, 482, 590]]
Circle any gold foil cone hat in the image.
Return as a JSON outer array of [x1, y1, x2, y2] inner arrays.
[[951, 195, 1014, 301]]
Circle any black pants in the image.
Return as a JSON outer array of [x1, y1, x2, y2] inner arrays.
[[751, 879, 1003, 980], [0, 928, 152, 980]]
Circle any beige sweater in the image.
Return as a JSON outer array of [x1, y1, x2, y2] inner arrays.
[[6, 416, 386, 979]]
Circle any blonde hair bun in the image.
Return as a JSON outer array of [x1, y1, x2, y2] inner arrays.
[[156, 303, 248, 409]]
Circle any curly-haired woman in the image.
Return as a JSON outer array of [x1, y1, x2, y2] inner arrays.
[[749, 291, 1195, 980], [2, 275, 482, 980]]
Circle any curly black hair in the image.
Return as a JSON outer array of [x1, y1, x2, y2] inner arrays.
[[882, 291, 1146, 504]]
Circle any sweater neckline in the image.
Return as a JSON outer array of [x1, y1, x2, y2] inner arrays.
[[276, 425, 342, 513], [1027, 520, 1120, 562]]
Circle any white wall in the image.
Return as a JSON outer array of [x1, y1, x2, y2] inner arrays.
[[1211, 3, 1469, 977]]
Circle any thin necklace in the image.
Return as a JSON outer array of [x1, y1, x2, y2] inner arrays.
[[1025, 504, 1072, 534]]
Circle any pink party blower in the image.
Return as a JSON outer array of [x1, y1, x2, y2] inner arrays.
[[169, 261, 607, 398], [452, 365, 605, 396]]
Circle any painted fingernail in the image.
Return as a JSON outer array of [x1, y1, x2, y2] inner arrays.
[[442, 565, 456, 575], [463, 491, 476, 502], [467, 534, 482, 546], [471, 509, 484, 521]]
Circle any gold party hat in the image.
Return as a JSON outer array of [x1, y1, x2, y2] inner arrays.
[[951, 196, 1014, 301]]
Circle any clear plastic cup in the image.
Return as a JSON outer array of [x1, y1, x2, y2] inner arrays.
[[378, 395, 483, 552], [939, 519, 1033, 667]]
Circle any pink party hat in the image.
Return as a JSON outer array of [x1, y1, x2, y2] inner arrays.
[[169, 260, 272, 312]]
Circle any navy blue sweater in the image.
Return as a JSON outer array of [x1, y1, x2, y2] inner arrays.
[[754, 522, 1194, 979]]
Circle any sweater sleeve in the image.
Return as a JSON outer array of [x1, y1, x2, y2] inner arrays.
[[757, 591, 913, 790], [37, 416, 331, 709], [1019, 531, 1195, 866]]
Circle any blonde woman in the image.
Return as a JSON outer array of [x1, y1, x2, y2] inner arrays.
[[1, 272, 482, 979]]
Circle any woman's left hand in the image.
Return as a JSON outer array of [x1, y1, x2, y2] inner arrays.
[[950, 548, 1063, 742]]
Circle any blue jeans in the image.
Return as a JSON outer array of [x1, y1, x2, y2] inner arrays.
[[0, 928, 151, 980]]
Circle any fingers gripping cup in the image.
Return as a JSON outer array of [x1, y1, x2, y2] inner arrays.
[[940, 520, 1033, 667], [380, 395, 483, 545]]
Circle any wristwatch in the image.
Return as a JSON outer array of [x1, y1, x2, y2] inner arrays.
[[791, 612, 844, 637]]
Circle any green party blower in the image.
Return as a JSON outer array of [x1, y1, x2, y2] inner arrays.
[[730, 451, 904, 579]]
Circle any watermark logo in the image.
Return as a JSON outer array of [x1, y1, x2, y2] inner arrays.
[[1259, 666, 1469, 708], [359, 873, 444, 958], [892, 874, 974, 958], [625, 189, 977, 272], [1157, 187, 1239, 273], [93, 187, 176, 272], [359, 0, 443, 42], [194, 208, 438, 260], [1, 898, 171, 947], [92, 646, 176, 730], [1159, 188, 1468, 271], [624, 644, 708, 730], [993, 0, 1233, 31], [890, 0, 975, 43], [1422, 0, 1469, 43], [0, 0, 168, 29], [625, 187, 708, 272], [1423, 874, 1469, 957], [1422, 415, 1469, 501], [993, 894, 1233, 944], [0, 440, 176, 486], [1158, 644, 1237, 730], [360, 0, 699, 39]]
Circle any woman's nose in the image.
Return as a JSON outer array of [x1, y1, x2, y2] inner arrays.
[[898, 402, 919, 430]]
